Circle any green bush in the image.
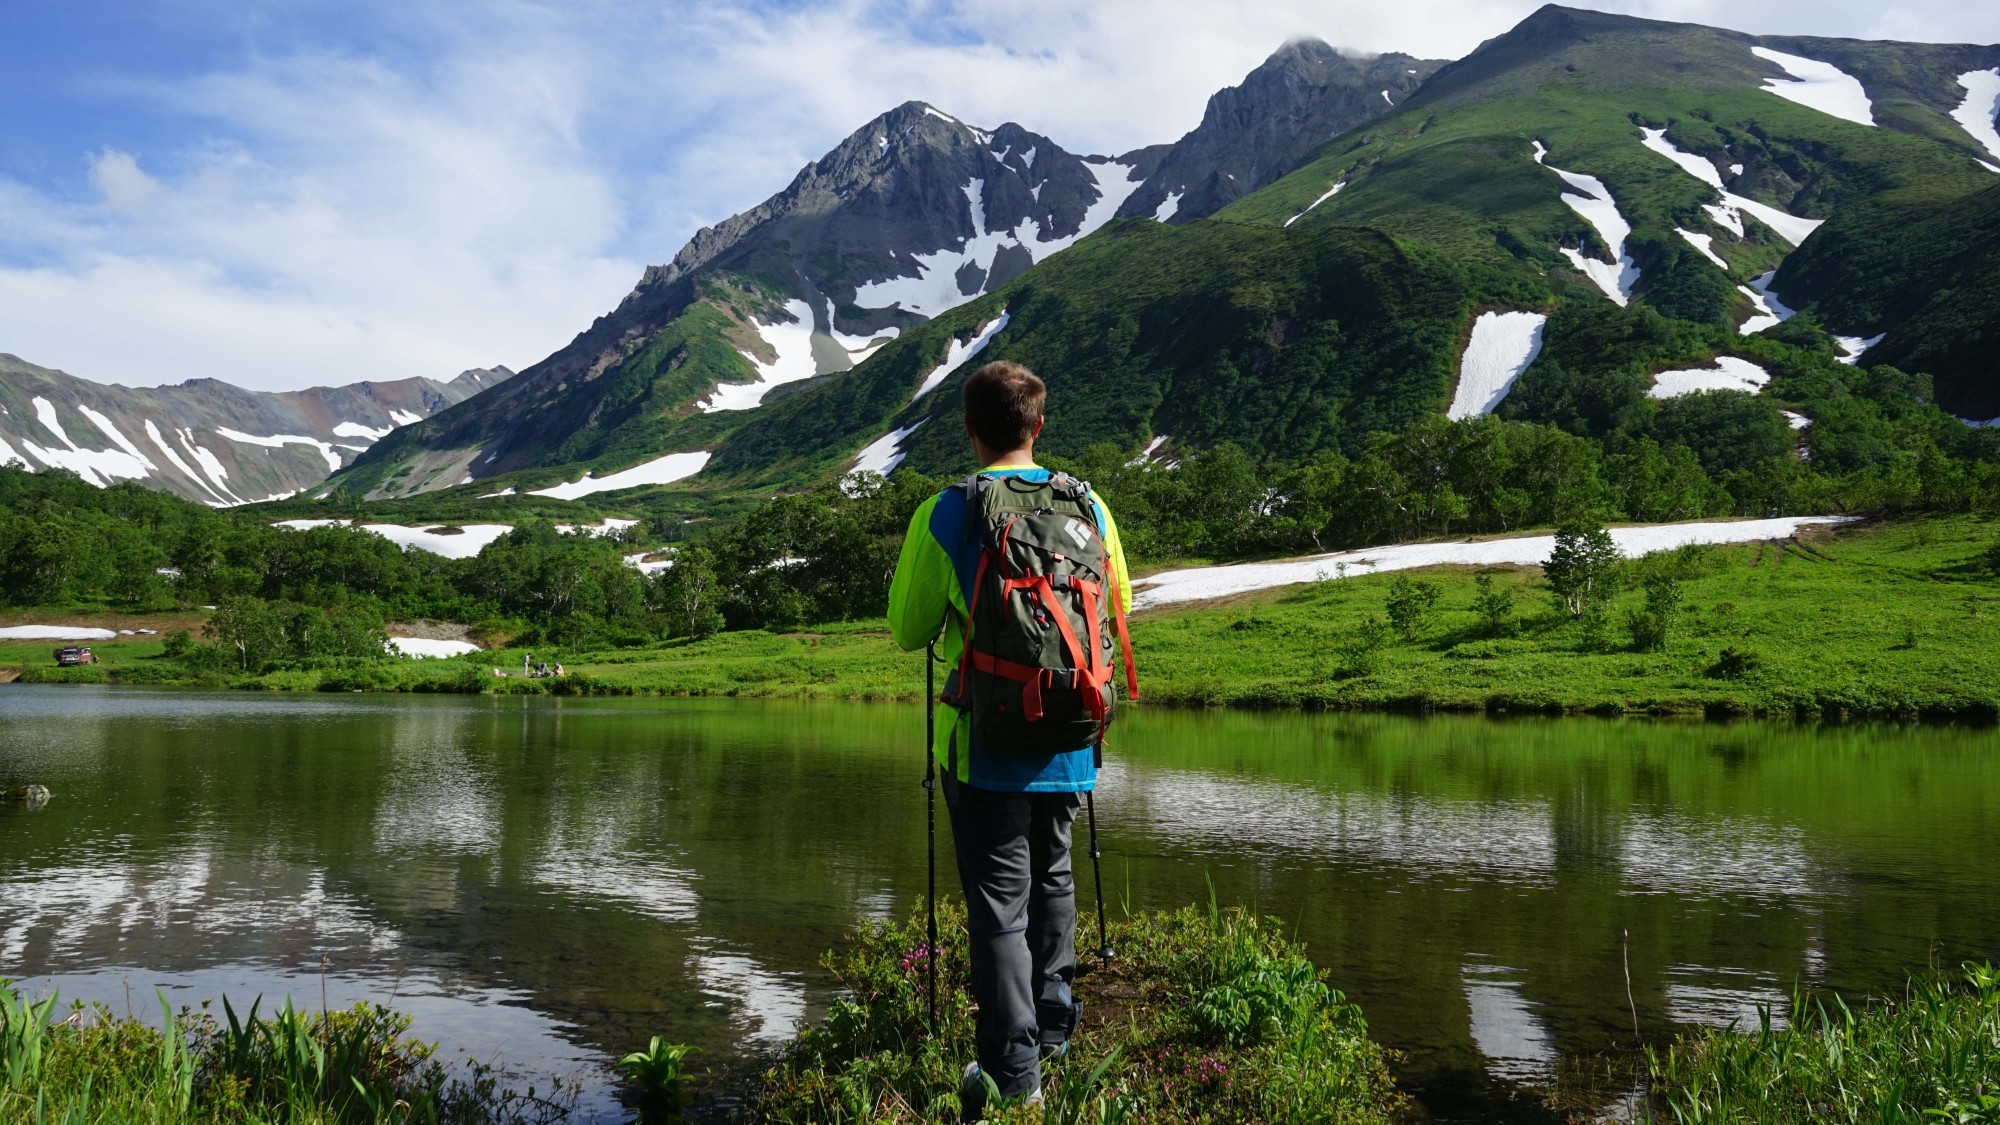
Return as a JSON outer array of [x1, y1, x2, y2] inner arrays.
[[1384, 576, 1441, 642]]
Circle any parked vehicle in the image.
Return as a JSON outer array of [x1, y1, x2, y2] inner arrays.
[[53, 646, 99, 666]]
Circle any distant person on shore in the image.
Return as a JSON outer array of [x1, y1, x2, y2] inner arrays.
[[887, 361, 1135, 1114]]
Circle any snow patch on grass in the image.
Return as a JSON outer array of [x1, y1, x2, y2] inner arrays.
[[1677, 229, 1728, 269], [706, 299, 818, 412], [1131, 516, 1855, 610], [0, 625, 120, 640], [850, 419, 925, 479], [1532, 142, 1639, 305], [527, 451, 712, 500], [1284, 179, 1346, 227], [1648, 357, 1772, 399], [276, 519, 513, 559], [912, 312, 1010, 402], [388, 637, 482, 658], [1738, 271, 1797, 335], [1835, 334, 1885, 365], [1953, 69, 2000, 163], [1751, 47, 1876, 127], [1448, 311, 1547, 419], [1640, 129, 1824, 247], [1127, 434, 1170, 467]]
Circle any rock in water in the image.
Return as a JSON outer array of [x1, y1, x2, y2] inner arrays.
[[2, 784, 51, 808]]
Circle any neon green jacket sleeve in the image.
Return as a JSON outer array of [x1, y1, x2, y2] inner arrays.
[[888, 494, 953, 652]]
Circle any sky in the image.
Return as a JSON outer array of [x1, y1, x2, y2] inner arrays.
[[2, 0, 1996, 393]]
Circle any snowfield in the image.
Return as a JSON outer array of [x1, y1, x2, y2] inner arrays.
[[1130, 516, 1855, 610], [1284, 179, 1346, 227], [912, 313, 1010, 402], [216, 427, 343, 473], [1448, 311, 1548, 419], [527, 451, 712, 500], [706, 300, 819, 412], [276, 520, 514, 560], [1739, 272, 1798, 335], [1532, 142, 1639, 305], [1677, 229, 1729, 269], [851, 157, 1145, 318], [1639, 129, 1824, 247], [0, 625, 120, 641], [333, 421, 392, 441], [1649, 357, 1772, 398], [826, 299, 899, 367], [1154, 191, 1184, 223], [1751, 47, 1876, 127], [1835, 334, 1885, 365], [388, 637, 483, 659], [1953, 69, 2000, 164], [1127, 434, 1170, 467], [850, 419, 926, 479], [19, 396, 152, 487]]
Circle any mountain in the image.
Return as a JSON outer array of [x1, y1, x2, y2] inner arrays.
[[1115, 40, 1446, 224], [0, 356, 514, 505], [315, 6, 2000, 508], [327, 41, 1430, 502]]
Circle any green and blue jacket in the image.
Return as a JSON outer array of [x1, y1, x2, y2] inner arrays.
[[887, 465, 1132, 792]]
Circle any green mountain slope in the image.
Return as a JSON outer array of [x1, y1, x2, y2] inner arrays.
[[319, 4, 2000, 516]]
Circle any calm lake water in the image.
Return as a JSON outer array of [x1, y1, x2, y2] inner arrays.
[[2, 685, 1997, 1121]]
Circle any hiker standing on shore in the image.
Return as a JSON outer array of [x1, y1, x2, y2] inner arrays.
[[887, 361, 1137, 1115]]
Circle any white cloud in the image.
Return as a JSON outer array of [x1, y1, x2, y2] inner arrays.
[[3, 0, 1996, 394]]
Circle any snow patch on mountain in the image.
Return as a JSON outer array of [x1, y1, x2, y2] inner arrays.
[[1449, 312, 1548, 419], [527, 451, 712, 500], [1154, 191, 1184, 223], [1532, 142, 1639, 306], [851, 419, 926, 479], [1677, 229, 1728, 269], [1284, 179, 1346, 227], [826, 299, 899, 367], [1127, 434, 1170, 467], [1639, 129, 1824, 247], [851, 158, 1144, 319], [1131, 517, 1856, 610], [707, 299, 819, 412], [1649, 357, 1772, 398], [1781, 410, 1813, 431], [913, 312, 1011, 402], [334, 421, 392, 441], [1953, 69, 2000, 163], [1739, 272, 1798, 334], [0, 435, 23, 469], [278, 520, 513, 560], [215, 427, 343, 473], [18, 396, 152, 487], [79, 407, 157, 472], [1751, 47, 1876, 127], [1835, 334, 1885, 365]]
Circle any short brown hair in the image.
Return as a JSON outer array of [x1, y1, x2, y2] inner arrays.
[[962, 361, 1045, 450]]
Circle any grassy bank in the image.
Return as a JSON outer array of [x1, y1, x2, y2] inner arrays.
[[757, 902, 1405, 1124], [6, 515, 1999, 719], [1643, 962, 2000, 1124], [0, 985, 573, 1124]]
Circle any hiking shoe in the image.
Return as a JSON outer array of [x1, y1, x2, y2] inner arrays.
[[959, 1062, 987, 1121], [1039, 1040, 1068, 1061]]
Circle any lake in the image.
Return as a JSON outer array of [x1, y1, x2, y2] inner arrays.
[[2, 685, 1996, 1121]]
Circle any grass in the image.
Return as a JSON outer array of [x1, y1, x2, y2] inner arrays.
[[756, 899, 1405, 1124], [0, 983, 574, 1124], [6, 516, 1999, 719], [1643, 962, 2000, 1124]]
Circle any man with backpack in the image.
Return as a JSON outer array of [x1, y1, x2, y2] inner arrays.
[[887, 360, 1137, 1115]]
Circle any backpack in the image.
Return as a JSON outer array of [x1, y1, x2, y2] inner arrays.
[[944, 471, 1139, 756]]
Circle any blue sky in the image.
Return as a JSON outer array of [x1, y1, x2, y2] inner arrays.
[[3, 0, 1996, 392]]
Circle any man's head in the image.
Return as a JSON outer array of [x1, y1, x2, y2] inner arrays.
[[962, 361, 1045, 464]]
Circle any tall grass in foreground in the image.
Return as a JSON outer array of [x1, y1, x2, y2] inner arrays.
[[1646, 962, 2000, 1124], [756, 899, 1406, 1124], [0, 982, 574, 1124]]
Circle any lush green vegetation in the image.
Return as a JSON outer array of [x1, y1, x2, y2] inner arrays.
[[757, 901, 1403, 1124], [1645, 962, 2000, 1124], [20, 513, 1998, 721], [0, 983, 572, 1124]]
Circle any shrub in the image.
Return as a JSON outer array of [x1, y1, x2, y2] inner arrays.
[[1384, 576, 1442, 642], [1545, 523, 1622, 620], [1707, 646, 1761, 679], [1471, 573, 1516, 636], [1626, 577, 1684, 652], [1330, 616, 1392, 679]]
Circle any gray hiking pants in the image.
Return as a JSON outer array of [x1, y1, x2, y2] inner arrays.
[[943, 773, 1083, 1099]]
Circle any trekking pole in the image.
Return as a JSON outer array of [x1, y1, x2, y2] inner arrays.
[[1086, 743, 1113, 962], [924, 640, 940, 1035]]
